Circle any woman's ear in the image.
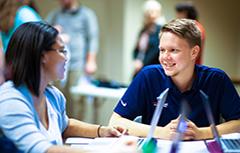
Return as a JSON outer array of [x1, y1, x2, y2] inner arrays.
[[191, 45, 200, 61], [41, 53, 47, 64]]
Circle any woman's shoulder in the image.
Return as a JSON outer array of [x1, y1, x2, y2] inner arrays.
[[0, 81, 34, 117], [0, 81, 24, 100]]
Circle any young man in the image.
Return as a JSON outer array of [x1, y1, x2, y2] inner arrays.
[[109, 19, 240, 140]]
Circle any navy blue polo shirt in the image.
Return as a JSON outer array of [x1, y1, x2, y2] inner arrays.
[[114, 65, 240, 127]]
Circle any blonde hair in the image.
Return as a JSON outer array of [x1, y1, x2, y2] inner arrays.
[[143, 0, 162, 13], [0, 0, 21, 33], [143, 0, 166, 25]]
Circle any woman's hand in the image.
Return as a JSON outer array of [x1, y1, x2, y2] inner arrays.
[[99, 126, 128, 137]]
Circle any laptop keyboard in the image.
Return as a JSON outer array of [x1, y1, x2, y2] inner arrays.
[[222, 139, 240, 150], [137, 138, 144, 146]]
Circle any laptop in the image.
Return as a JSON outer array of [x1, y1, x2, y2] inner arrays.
[[138, 88, 169, 151], [200, 90, 240, 153]]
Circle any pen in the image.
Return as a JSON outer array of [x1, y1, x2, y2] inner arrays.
[[120, 129, 128, 137]]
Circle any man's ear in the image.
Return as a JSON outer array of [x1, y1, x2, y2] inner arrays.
[[191, 45, 200, 61]]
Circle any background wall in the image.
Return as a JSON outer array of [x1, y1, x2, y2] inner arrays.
[[36, 0, 240, 125], [239, 33, 240, 76], [37, 0, 240, 82]]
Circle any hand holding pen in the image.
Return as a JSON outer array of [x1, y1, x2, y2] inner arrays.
[[98, 126, 128, 137], [120, 128, 129, 137]]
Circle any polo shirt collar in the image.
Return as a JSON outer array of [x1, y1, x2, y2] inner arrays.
[[165, 65, 200, 94]]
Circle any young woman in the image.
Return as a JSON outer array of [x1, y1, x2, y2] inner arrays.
[[0, 22, 136, 153]]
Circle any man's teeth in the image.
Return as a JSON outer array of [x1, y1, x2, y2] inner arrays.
[[163, 62, 174, 67]]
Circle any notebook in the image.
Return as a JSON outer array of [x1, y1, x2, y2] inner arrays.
[[200, 90, 240, 153], [138, 88, 169, 150]]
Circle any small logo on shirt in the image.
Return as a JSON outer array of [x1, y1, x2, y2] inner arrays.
[[163, 103, 168, 108], [153, 101, 168, 108], [153, 101, 158, 106], [120, 100, 127, 107]]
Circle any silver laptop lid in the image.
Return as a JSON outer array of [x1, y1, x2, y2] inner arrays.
[[200, 90, 221, 143], [139, 88, 169, 151], [146, 88, 169, 141], [199, 90, 223, 152]]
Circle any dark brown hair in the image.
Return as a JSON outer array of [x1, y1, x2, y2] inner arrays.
[[5, 21, 58, 96]]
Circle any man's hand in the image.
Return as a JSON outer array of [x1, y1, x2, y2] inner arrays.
[[85, 53, 97, 75], [157, 116, 210, 140], [157, 116, 181, 140], [85, 60, 97, 75], [183, 120, 211, 140]]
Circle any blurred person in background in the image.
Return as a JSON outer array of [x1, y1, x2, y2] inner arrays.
[[0, 0, 41, 52], [175, 1, 198, 20], [132, 0, 166, 78], [46, 0, 99, 120], [175, 1, 205, 64]]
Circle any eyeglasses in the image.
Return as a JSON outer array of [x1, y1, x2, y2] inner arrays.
[[50, 48, 68, 55]]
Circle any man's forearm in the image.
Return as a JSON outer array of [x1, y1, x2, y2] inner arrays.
[[217, 119, 240, 136], [187, 120, 240, 140], [63, 118, 99, 139]]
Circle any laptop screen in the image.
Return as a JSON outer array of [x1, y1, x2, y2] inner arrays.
[[139, 88, 169, 151], [199, 90, 223, 153], [146, 88, 169, 140]]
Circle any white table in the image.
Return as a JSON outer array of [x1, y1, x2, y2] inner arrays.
[[66, 133, 240, 153], [70, 83, 127, 99], [70, 83, 127, 123], [65, 137, 208, 153]]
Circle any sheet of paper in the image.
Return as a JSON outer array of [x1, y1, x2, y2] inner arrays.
[[65, 137, 94, 145], [88, 137, 120, 146], [221, 132, 240, 139], [157, 139, 208, 153], [67, 137, 209, 153]]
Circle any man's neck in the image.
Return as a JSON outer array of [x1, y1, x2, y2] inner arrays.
[[172, 66, 195, 93]]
